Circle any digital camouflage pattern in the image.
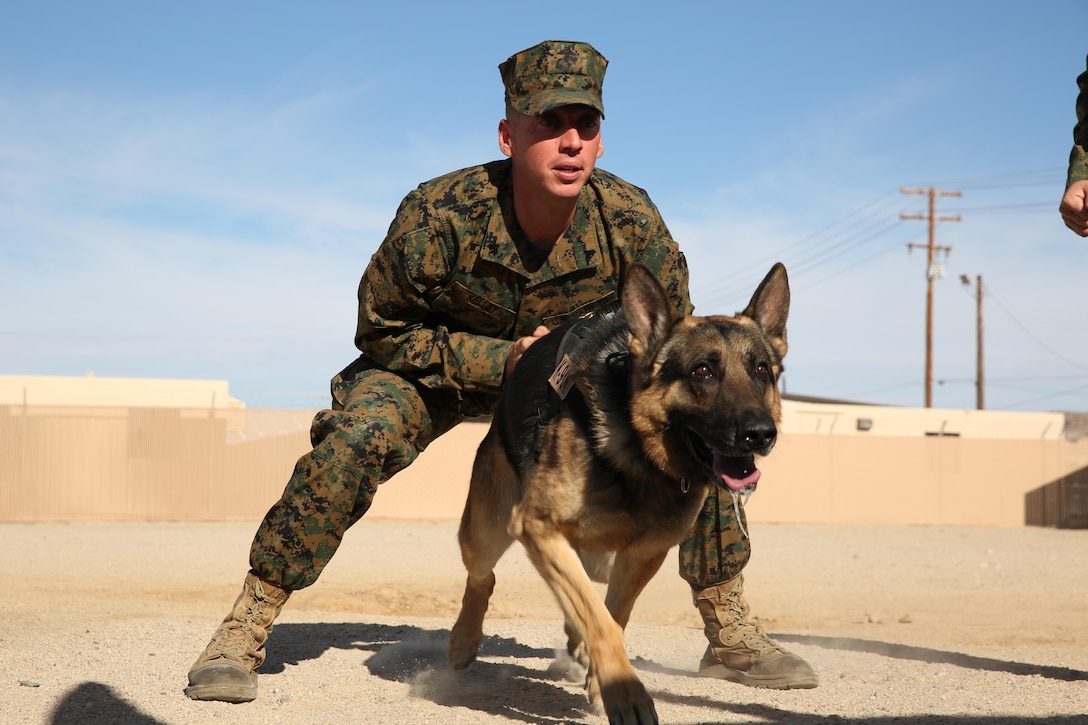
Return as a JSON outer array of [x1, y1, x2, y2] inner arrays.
[[355, 159, 689, 399], [250, 158, 751, 591], [678, 488, 751, 589], [251, 368, 461, 590], [1069, 55, 1088, 186], [500, 40, 608, 118]]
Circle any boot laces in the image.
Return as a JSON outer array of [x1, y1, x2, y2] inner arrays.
[[719, 620, 780, 653], [207, 625, 254, 661], [205, 598, 268, 663], [718, 587, 781, 654]]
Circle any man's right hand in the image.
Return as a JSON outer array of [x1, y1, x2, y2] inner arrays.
[[505, 325, 550, 379], [1060, 180, 1088, 237]]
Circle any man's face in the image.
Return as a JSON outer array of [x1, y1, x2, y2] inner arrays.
[[498, 104, 604, 202]]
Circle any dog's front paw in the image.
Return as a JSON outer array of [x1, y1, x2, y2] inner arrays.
[[600, 676, 657, 725]]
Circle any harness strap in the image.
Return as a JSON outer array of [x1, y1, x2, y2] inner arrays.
[[543, 315, 595, 420]]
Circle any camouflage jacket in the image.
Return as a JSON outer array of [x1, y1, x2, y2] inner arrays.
[[355, 159, 691, 397], [1070, 54, 1088, 186]]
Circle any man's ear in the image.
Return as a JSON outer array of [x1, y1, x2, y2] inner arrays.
[[498, 118, 513, 157], [596, 140, 604, 159]]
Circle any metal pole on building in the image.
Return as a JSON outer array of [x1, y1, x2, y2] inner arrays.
[[971, 275, 985, 410], [959, 273, 985, 410], [976, 275, 984, 410]]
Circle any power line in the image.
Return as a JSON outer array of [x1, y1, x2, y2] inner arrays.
[[947, 374, 1088, 383], [933, 167, 1066, 190], [792, 234, 913, 291], [944, 202, 1053, 213], [723, 189, 904, 280], [688, 168, 1070, 327], [984, 286, 1088, 373], [692, 190, 912, 310], [1001, 381, 1088, 412], [787, 218, 905, 275]]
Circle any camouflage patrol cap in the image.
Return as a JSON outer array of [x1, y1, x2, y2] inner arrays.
[[499, 40, 608, 118]]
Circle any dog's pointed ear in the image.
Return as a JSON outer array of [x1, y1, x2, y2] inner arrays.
[[623, 264, 678, 360], [742, 263, 790, 359]]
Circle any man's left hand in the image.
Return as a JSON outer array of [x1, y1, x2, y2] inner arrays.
[[1060, 180, 1088, 236], [505, 326, 550, 378]]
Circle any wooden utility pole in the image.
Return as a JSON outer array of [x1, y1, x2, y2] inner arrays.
[[901, 186, 960, 408]]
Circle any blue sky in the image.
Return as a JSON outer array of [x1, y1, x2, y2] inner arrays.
[[2, 1, 1086, 412]]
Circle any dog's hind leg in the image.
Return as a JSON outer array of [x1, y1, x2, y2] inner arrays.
[[449, 431, 518, 670], [560, 545, 669, 697], [579, 549, 615, 583], [603, 545, 669, 630]]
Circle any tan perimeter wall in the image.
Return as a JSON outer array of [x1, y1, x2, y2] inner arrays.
[[2, 403, 1086, 526]]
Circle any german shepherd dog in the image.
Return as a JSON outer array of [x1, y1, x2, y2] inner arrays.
[[448, 263, 789, 724]]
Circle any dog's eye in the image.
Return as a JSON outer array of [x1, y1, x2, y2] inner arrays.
[[754, 362, 770, 379], [692, 363, 714, 380]]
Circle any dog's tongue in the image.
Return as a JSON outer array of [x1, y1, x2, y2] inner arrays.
[[712, 453, 760, 491]]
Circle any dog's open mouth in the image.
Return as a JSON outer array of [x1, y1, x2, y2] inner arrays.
[[686, 431, 761, 492], [713, 452, 761, 492]]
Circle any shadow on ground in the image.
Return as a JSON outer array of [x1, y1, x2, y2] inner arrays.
[[49, 682, 165, 725], [774, 633, 1088, 683], [45, 624, 1088, 724]]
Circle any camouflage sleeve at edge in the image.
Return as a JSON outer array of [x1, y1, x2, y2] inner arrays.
[[1069, 55, 1088, 186], [597, 170, 693, 317], [630, 205, 693, 316], [654, 216, 693, 317]]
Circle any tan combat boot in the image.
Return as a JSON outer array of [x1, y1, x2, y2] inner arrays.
[[185, 571, 291, 703], [693, 575, 818, 689]]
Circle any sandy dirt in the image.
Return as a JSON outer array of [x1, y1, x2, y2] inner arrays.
[[2, 520, 1086, 724]]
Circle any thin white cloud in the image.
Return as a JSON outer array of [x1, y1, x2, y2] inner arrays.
[[1, 14, 1084, 413]]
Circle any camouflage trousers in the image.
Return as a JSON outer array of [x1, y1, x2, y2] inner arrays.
[[249, 360, 750, 592]]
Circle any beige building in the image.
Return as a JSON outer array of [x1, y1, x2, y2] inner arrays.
[[0, 373, 245, 410], [1, 374, 1085, 527]]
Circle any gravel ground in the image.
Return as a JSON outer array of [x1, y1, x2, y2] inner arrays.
[[2, 521, 1086, 724]]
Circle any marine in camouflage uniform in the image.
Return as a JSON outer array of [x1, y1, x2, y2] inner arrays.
[[186, 40, 816, 705], [1060, 55, 1088, 236], [250, 159, 701, 591]]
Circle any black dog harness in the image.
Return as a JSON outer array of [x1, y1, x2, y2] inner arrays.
[[541, 313, 629, 422]]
